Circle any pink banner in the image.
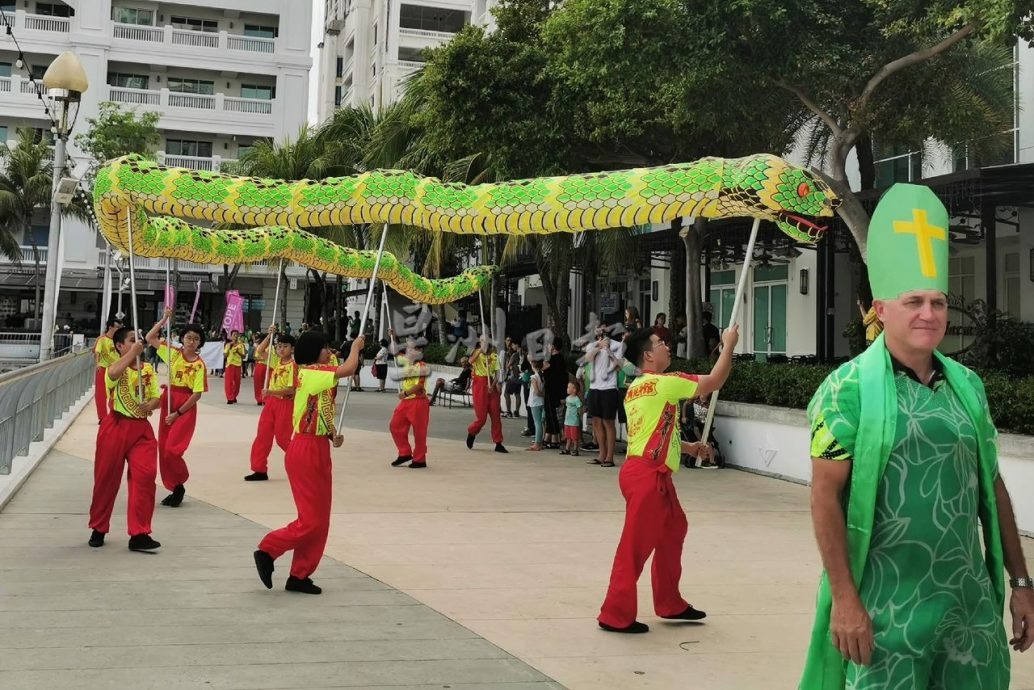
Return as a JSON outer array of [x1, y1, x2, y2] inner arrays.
[[189, 279, 202, 323], [222, 290, 244, 334], [163, 283, 175, 311]]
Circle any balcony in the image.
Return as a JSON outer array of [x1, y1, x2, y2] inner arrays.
[[2, 10, 71, 34], [107, 86, 274, 117], [112, 23, 275, 55], [398, 27, 456, 41], [398, 60, 425, 71], [157, 152, 238, 172], [0, 246, 48, 265], [0, 75, 42, 97]]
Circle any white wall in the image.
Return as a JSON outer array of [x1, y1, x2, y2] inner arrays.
[[715, 401, 1034, 535]]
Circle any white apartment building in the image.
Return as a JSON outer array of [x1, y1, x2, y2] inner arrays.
[[0, 0, 313, 335], [317, 0, 498, 122]]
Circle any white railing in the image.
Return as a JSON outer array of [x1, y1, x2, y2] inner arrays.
[[171, 28, 220, 49], [106, 86, 273, 118], [0, 246, 48, 264], [227, 35, 274, 53], [0, 75, 43, 97], [0, 77, 9, 93], [23, 13, 70, 32], [398, 27, 456, 41], [20, 79, 38, 94], [168, 92, 216, 110], [112, 23, 163, 42], [157, 152, 238, 172], [224, 96, 273, 114], [108, 86, 160, 106], [398, 60, 425, 71], [111, 23, 279, 54]]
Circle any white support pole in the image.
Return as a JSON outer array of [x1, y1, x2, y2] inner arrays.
[[336, 228, 390, 430], [166, 258, 173, 414], [100, 244, 112, 335], [125, 209, 143, 399], [382, 283, 401, 393], [263, 258, 286, 392], [700, 217, 760, 443]]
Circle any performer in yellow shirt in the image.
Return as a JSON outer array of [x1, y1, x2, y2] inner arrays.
[[388, 333, 432, 468], [88, 326, 163, 552], [254, 331, 365, 595], [146, 308, 208, 508], [92, 317, 122, 423], [465, 338, 507, 453], [246, 329, 297, 481], [223, 331, 246, 404]]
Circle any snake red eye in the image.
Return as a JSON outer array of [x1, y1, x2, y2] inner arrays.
[[797, 182, 810, 197]]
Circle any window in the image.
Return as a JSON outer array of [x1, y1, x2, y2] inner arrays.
[[373, 23, 378, 44], [166, 139, 213, 158], [372, 64, 376, 77], [171, 15, 218, 32], [398, 4, 466, 32], [241, 84, 275, 100], [168, 78, 214, 95], [334, 85, 342, 106], [874, 143, 922, 187], [0, 126, 7, 143], [0, 62, 11, 78], [108, 72, 149, 90], [36, 3, 73, 17], [32, 128, 53, 144], [243, 24, 277, 38], [0, 3, 15, 14], [237, 144, 255, 159], [948, 256, 977, 303], [335, 57, 343, 78], [112, 7, 153, 25]]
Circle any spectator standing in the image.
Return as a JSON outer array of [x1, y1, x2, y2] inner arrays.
[[653, 313, 672, 347], [702, 312, 721, 356], [541, 339, 568, 449], [525, 359, 545, 451]]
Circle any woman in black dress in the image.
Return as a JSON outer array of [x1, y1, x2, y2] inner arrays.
[[541, 339, 567, 449]]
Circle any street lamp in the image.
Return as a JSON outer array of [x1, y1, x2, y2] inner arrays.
[[39, 51, 88, 361]]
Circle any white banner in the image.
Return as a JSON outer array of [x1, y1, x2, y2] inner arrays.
[[199, 341, 224, 370]]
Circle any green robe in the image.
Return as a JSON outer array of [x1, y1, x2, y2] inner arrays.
[[800, 334, 1007, 689]]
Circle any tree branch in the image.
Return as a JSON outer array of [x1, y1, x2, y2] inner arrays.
[[775, 81, 843, 138], [856, 20, 977, 114]]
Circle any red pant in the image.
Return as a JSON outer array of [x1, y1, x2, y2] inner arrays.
[[254, 362, 267, 404], [89, 414, 157, 536], [158, 387, 196, 491], [467, 376, 503, 444], [224, 364, 241, 402], [390, 396, 429, 462], [94, 367, 109, 422], [249, 396, 294, 473], [598, 458, 690, 628], [258, 434, 332, 579]]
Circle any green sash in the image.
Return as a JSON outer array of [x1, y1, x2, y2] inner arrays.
[[799, 334, 1005, 689]]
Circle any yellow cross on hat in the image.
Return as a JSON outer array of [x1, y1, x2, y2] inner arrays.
[[868, 184, 950, 300]]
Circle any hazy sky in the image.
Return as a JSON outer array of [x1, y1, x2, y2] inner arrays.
[[308, 0, 324, 126]]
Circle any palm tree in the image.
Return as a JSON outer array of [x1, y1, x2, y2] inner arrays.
[[0, 129, 59, 320]]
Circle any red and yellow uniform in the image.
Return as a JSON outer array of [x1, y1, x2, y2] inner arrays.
[[157, 341, 208, 492], [89, 363, 160, 536], [254, 350, 279, 405], [327, 353, 339, 400], [598, 371, 700, 630], [249, 356, 297, 474], [389, 355, 431, 464], [93, 335, 118, 421], [224, 340, 246, 402], [258, 366, 338, 579], [467, 349, 503, 444]]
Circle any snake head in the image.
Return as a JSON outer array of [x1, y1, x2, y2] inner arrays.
[[722, 155, 840, 244]]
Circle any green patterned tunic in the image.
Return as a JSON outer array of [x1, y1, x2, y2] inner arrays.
[[807, 357, 1010, 689]]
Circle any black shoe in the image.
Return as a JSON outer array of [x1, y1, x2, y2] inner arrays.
[[244, 472, 269, 481], [495, 443, 508, 454], [521, 429, 533, 437], [88, 530, 105, 548], [254, 549, 274, 589], [409, 461, 427, 469], [285, 576, 322, 594], [160, 484, 185, 507], [128, 534, 161, 551], [599, 620, 649, 634], [661, 605, 707, 621], [392, 455, 412, 467], [466, 434, 475, 449]]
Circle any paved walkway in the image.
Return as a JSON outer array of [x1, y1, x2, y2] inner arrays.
[[2, 388, 1032, 689]]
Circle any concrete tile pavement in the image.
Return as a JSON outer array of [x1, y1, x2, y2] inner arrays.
[[3, 387, 1033, 689]]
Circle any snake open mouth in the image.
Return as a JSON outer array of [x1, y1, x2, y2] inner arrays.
[[779, 212, 827, 234]]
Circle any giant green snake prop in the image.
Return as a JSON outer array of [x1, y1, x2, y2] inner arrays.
[[93, 154, 838, 304]]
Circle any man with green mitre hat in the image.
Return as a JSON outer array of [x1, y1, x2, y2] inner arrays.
[[800, 183, 1033, 689]]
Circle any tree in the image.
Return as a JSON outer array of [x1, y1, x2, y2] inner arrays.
[[722, 1, 1033, 256], [0, 129, 88, 320], [74, 101, 161, 169]]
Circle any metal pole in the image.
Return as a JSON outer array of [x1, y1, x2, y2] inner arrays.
[[39, 125, 68, 362], [100, 244, 112, 335], [126, 208, 143, 399], [336, 228, 390, 430], [701, 217, 760, 443], [263, 258, 286, 392], [382, 284, 401, 393]]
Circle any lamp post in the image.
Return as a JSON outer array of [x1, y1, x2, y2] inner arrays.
[[39, 52, 88, 361]]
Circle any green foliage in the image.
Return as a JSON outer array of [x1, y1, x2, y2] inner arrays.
[[0, 128, 53, 259], [959, 315, 1034, 376], [74, 101, 160, 166], [362, 340, 471, 365]]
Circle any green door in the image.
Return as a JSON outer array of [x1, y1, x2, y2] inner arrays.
[[752, 284, 787, 355]]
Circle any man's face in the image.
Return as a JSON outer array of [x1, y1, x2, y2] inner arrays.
[[874, 290, 947, 354], [642, 334, 670, 372]]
